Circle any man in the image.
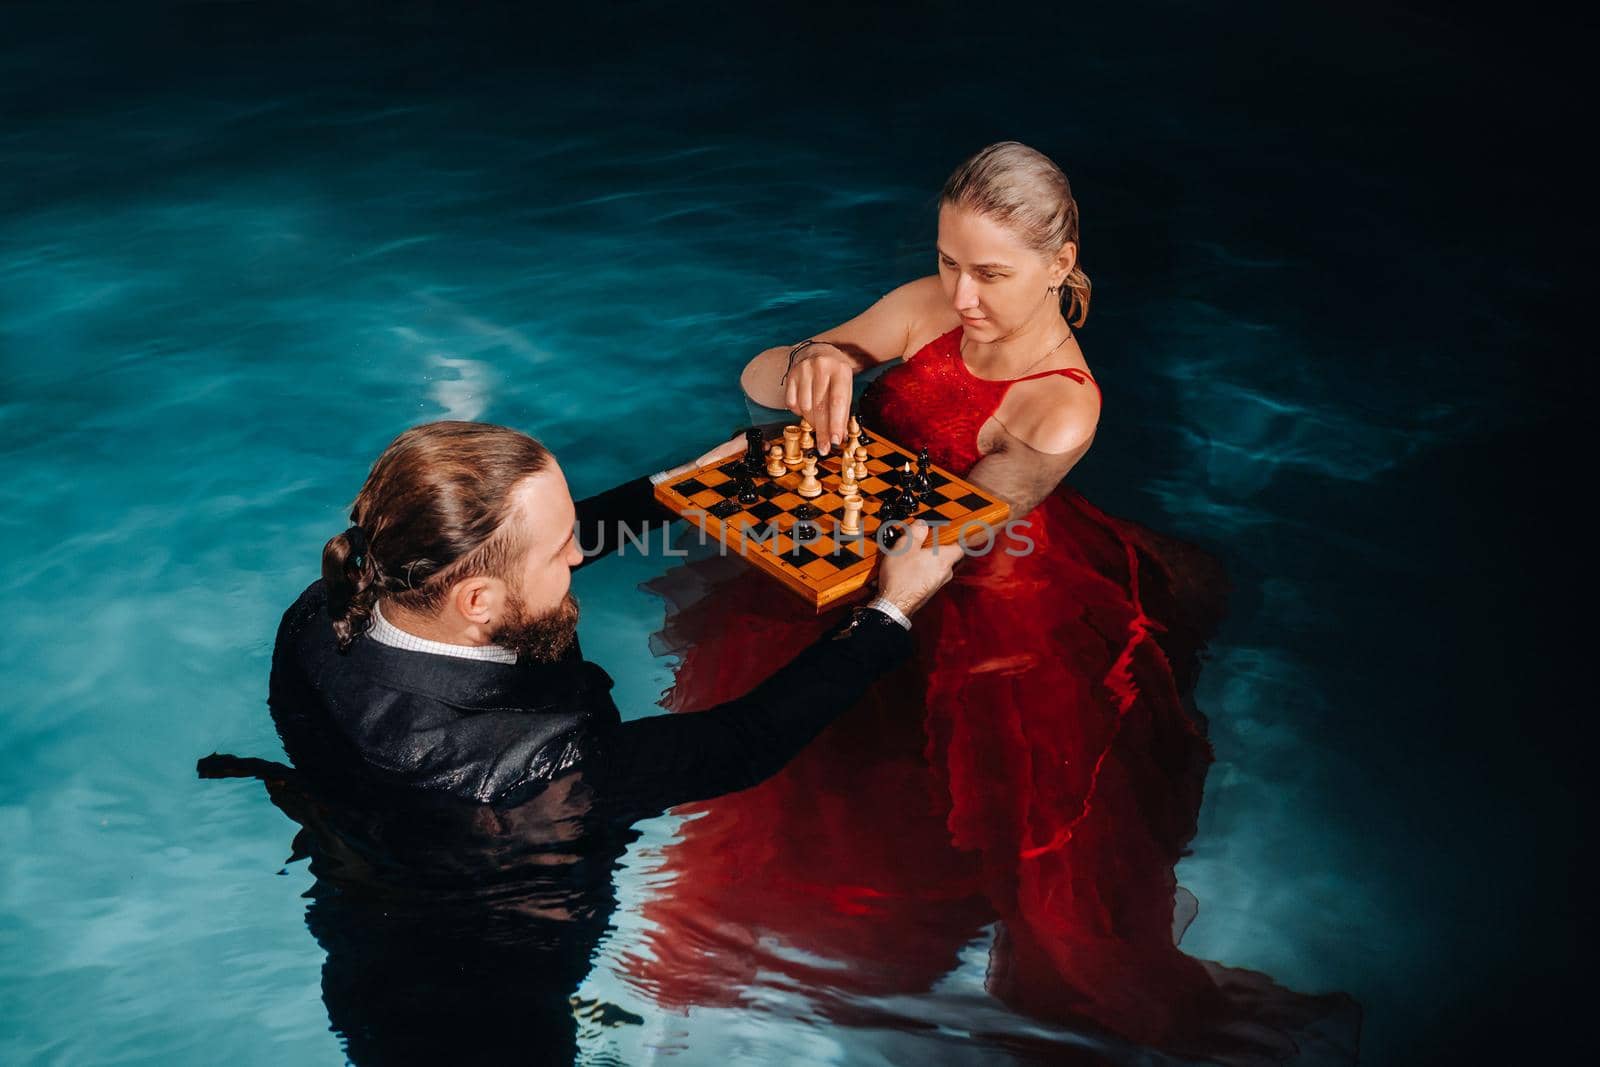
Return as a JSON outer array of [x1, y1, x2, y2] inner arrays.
[[268, 419, 959, 810]]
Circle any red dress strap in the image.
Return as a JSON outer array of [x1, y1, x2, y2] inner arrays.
[[1008, 366, 1101, 403], [1012, 366, 1096, 387]]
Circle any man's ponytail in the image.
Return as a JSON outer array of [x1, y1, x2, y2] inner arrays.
[[323, 524, 381, 653]]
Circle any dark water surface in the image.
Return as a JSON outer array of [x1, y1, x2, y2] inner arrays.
[[0, 2, 1576, 1064]]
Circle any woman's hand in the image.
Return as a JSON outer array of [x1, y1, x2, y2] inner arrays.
[[783, 346, 855, 456]]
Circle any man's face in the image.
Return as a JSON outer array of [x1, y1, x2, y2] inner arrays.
[[490, 464, 586, 662]]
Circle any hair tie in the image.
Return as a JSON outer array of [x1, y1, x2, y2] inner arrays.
[[345, 525, 369, 567]]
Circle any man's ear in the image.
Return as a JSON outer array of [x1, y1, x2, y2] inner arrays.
[[449, 575, 503, 626]]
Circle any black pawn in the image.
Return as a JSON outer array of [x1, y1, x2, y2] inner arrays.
[[855, 418, 873, 446], [734, 473, 759, 505]]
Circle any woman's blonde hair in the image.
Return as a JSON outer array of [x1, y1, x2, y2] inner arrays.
[[941, 141, 1091, 327]]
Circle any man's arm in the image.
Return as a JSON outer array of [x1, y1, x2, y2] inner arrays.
[[571, 435, 749, 571], [592, 605, 915, 815], [572, 474, 670, 571]]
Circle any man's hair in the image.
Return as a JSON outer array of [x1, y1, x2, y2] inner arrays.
[[321, 421, 554, 652]]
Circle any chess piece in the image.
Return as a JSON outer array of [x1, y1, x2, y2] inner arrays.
[[734, 473, 759, 505], [852, 444, 869, 481], [845, 415, 862, 456], [910, 450, 933, 500], [742, 428, 766, 474], [766, 444, 786, 477], [783, 425, 805, 468], [792, 502, 821, 542], [838, 461, 858, 498], [855, 417, 873, 446], [840, 493, 863, 535], [800, 425, 816, 454], [883, 476, 915, 520], [797, 456, 823, 498]]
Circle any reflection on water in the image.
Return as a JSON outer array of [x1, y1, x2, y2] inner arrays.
[[198, 756, 630, 1066]]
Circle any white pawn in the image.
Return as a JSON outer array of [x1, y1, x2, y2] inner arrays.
[[797, 456, 823, 498], [766, 444, 786, 477], [852, 444, 870, 482]]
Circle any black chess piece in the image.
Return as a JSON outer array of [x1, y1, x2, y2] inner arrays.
[[742, 428, 766, 475], [734, 473, 760, 505], [855, 417, 873, 446], [911, 448, 934, 501], [792, 503, 821, 542], [881, 485, 913, 521]]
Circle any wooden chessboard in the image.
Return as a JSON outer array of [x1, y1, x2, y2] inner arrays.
[[653, 429, 1010, 611]]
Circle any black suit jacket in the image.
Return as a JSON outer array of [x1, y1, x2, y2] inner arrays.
[[269, 476, 913, 809]]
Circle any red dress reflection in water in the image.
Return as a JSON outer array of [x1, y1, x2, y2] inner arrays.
[[630, 328, 1357, 1062]]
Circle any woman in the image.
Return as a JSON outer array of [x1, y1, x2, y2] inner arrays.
[[634, 144, 1357, 1061]]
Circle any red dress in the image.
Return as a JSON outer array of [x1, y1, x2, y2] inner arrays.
[[631, 328, 1358, 1061]]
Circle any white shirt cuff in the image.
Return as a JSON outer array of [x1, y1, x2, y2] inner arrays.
[[864, 595, 912, 630]]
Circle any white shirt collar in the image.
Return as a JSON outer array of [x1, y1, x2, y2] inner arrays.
[[367, 602, 519, 664]]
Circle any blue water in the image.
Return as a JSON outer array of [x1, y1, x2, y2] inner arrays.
[[1, 3, 1575, 1064]]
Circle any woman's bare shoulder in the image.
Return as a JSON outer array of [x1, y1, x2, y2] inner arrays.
[[995, 363, 1102, 455]]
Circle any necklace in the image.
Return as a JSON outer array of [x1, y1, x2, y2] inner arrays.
[[961, 328, 1073, 381]]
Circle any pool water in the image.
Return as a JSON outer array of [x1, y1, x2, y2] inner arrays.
[[0, 3, 1576, 1064]]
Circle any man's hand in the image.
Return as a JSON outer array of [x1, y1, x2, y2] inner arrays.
[[659, 434, 746, 482], [691, 434, 747, 470], [783, 347, 854, 456], [875, 520, 960, 617]]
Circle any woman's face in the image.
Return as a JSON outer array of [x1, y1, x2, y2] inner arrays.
[[936, 203, 1069, 342]]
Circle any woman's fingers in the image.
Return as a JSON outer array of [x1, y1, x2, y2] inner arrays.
[[795, 372, 814, 422], [823, 375, 851, 455], [781, 361, 854, 454]]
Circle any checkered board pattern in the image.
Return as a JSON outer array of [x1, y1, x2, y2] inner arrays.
[[653, 432, 1010, 611]]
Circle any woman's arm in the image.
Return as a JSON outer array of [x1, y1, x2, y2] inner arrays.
[[740, 277, 942, 450]]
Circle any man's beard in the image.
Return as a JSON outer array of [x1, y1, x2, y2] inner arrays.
[[492, 588, 580, 664]]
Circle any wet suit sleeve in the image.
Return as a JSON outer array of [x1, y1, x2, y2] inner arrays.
[[594, 608, 914, 816], [572, 475, 673, 571]]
